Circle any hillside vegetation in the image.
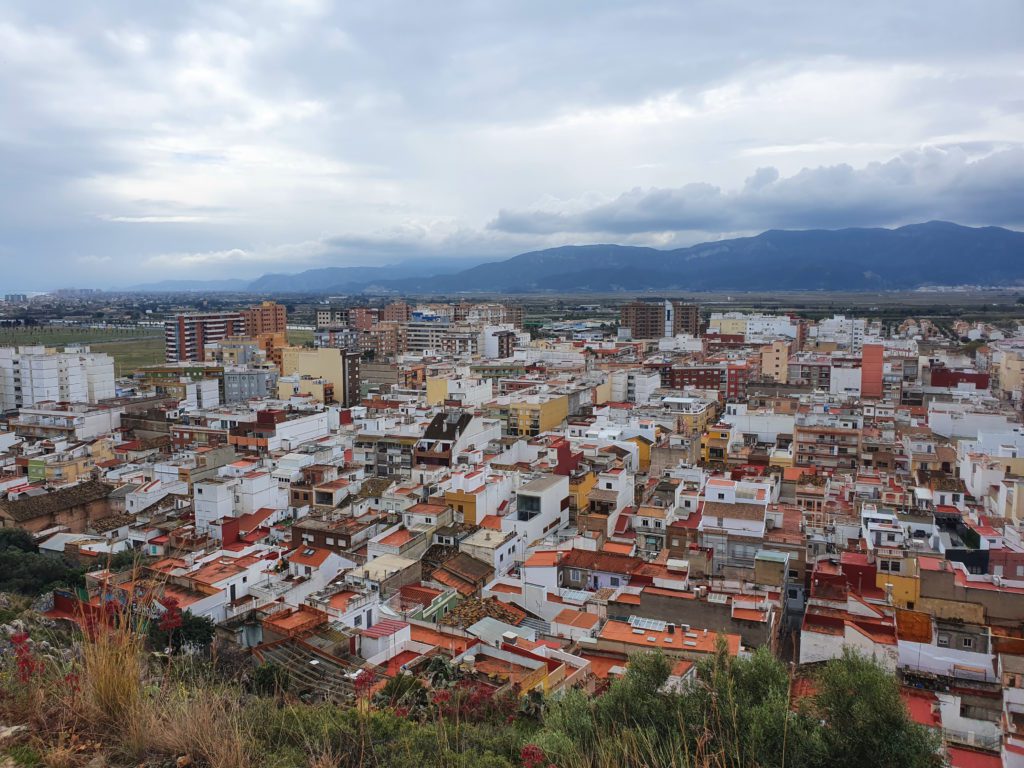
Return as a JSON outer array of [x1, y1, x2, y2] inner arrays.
[[0, 598, 938, 768]]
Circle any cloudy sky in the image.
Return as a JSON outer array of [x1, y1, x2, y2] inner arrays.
[[3, 1, 1023, 288]]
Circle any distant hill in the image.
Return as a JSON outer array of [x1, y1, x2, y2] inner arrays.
[[128, 278, 252, 292], [129, 222, 1024, 293], [130, 257, 483, 293]]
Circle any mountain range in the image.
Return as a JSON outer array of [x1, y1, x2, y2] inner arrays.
[[129, 222, 1024, 294]]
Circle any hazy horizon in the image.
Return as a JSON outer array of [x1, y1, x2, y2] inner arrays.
[[3, 1, 1023, 289]]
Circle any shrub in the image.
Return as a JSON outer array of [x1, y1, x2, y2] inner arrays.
[[253, 662, 291, 696]]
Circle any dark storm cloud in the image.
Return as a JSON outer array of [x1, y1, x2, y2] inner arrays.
[[489, 147, 1024, 236]]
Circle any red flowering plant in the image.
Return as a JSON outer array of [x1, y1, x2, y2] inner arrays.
[[354, 668, 376, 699], [519, 744, 549, 768], [10, 631, 41, 684], [1, 628, 64, 729]]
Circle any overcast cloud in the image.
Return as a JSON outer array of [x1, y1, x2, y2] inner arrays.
[[1, 1, 1022, 288]]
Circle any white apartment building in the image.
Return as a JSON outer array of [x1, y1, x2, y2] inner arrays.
[[0, 345, 115, 411], [609, 369, 661, 404], [813, 315, 868, 352], [193, 467, 287, 533], [708, 312, 797, 342], [504, 474, 570, 551]]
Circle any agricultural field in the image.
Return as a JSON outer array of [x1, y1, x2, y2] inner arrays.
[[287, 327, 315, 346], [0, 326, 165, 376], [0, 325, 317, 376]]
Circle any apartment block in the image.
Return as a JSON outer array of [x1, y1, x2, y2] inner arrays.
[[241, 301, 287, 337], [279, 347, 361, 407], [164, 312, 244, 362], [0, 345, 115, 410], [621, 300, 700, 339]]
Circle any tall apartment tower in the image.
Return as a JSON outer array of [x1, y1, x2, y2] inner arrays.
[[0, 346, 115, 410], [164, 312, 244, 362], [620, 301, 665, 339], [621, 300, 700, 338], [672, 302, 701, 336], [381, 301, 412, 323], [501, 302, 525, 330], [316, 306, 350, 328], [241, 301, 287, 336]]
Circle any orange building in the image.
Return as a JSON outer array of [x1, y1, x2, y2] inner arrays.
[[861, 343, 884, 399], [242, 301, 287, 337]]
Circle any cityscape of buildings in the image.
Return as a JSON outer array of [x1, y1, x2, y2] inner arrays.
[[3, 294, 1024, 766]]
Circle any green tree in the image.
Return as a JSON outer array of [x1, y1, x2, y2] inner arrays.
[[102, 549, 142, 573], [252, 662, 290, 695], [148, 605, 216, 652], [0, 528, 36, 552], [813, 650, 941, 768], [0, 531, 85, 596]]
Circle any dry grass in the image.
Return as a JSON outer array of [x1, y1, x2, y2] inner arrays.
[[307, 749, 343, 768], [141, 688, 252, 768], [76, 619, 145, 730], [40, 742, 81, 768]]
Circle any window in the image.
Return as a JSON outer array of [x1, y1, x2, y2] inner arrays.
[[354, 615, 362, 627], [606, 482, 613, 489], [937, 634, 950, 647], [610, 576, 620, 587], [718, 493, 725, 500], [787, 589, 797, 599], [569, 568, 581, 581], [654, 520, 662, 529], [671, 538, 680, 547], [962, 637, 974, 649]]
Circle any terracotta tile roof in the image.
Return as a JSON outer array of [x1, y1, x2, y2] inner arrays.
[[553, 608, 599, 630], [558, 548, 644, 575], [702, 501, 766, 521], [288, 546, 332, 567], [0, 480, 113, 522]]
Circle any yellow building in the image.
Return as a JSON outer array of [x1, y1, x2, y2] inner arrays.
[[89, 437, 116, 464], [759, 340, 791, 384], [278, 375, 333, 403], [501, 394, 569, 437], [997, 351, 1024, 400], [27, 453, 96, 484], [279, 347, 357, 405], [426, 377, 449, 406], [708, 315, 747, 336], [701, 425, 731, 464], [591, 379, 612, 406], [673, 399, 717, 436], [569, 469, 597, 519], [627, 434, 654, 473], [875, 556, 920, 608]]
